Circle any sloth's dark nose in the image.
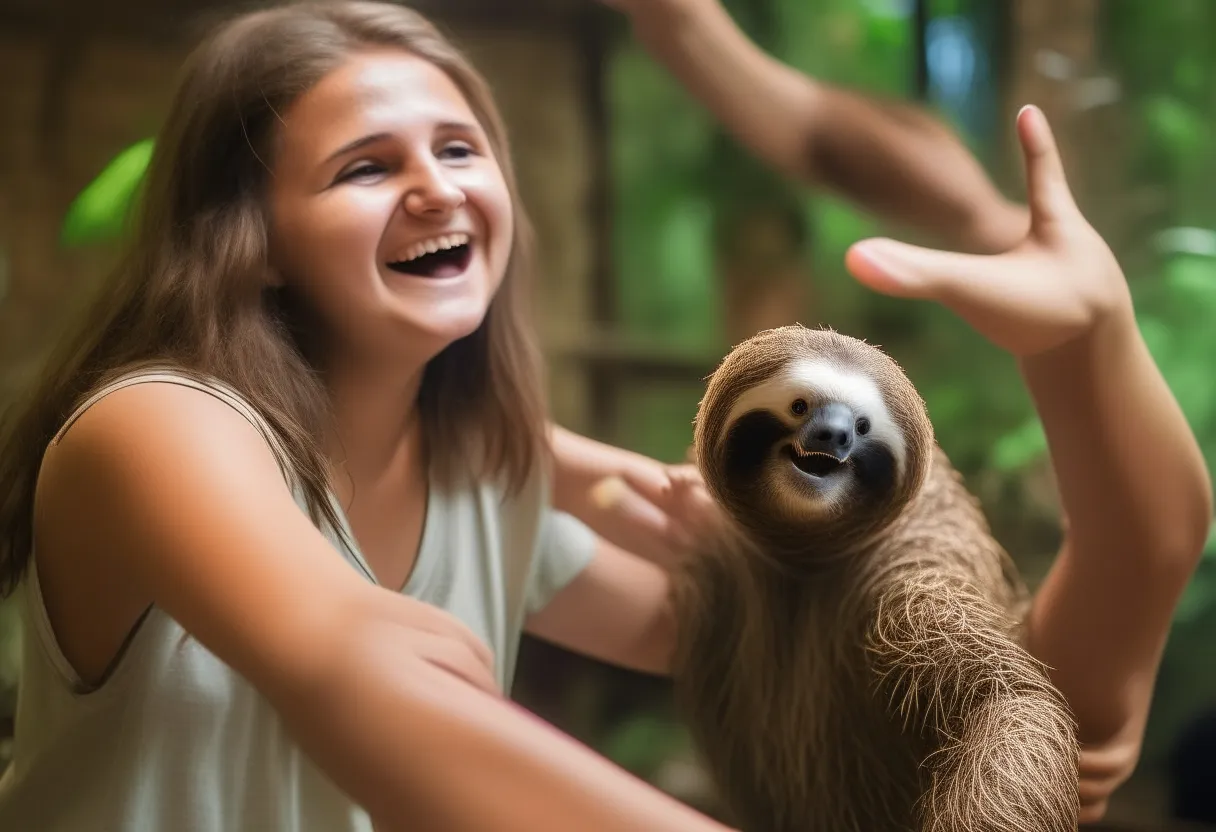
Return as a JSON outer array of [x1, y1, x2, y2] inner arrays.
[[801, 402, 855, 459]]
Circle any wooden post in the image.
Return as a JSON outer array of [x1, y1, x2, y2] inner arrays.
[[1003, 0, 1126, 242]]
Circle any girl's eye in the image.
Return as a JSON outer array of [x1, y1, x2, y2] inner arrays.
[[439, 143, 476, 162], [339, 163, 386, 182]]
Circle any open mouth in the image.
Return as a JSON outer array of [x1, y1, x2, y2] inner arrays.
[[387, 240, 473, 279], [787, 445, 846, 478]]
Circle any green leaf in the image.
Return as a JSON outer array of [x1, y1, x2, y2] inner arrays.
[[59, 139, 155, 247]]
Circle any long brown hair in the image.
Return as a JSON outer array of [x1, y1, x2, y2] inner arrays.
[[0, 1, 548, 595]]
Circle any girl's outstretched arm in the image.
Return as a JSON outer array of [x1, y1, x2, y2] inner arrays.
[[37, 383, 734, 831]]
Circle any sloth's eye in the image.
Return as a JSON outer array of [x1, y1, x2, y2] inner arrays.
[[791, 399, 808, 417], [856, 417, 871, 435]]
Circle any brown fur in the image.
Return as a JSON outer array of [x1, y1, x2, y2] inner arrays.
[[671, 325, 1079, 831]]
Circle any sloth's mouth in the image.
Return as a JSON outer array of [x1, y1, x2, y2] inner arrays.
[[787, 445, 847, 478]]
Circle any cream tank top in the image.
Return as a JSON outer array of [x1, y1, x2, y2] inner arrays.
[[0, 366, 597, 831]]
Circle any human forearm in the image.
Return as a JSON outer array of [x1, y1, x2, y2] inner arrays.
[[1020, 310, 1212, 741], [285, 619, 730, 831], [526, 540, 678, 676], [791, 86, 1029, 253], [1021, 310, 1210, 581], [626, 0, 1027, 253]]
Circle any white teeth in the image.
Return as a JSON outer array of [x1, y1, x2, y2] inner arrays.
[[395, 233, 470, 264], [791, 442, 840, 462]]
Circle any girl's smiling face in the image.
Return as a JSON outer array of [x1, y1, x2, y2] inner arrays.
[[268, 48, 514, 365]]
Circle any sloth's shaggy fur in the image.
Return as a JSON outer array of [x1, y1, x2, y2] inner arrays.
[[671, 325, 1079, 832]]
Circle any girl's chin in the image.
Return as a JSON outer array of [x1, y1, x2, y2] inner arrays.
[[398, 304, 490, 347], [382, 268, 471, 291]]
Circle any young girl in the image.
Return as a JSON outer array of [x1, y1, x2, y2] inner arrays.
[[0, 3, 722, 830], [0, 1, 1207, 831]]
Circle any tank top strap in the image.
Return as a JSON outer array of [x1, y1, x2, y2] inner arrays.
[[50, 364, 298, 490]]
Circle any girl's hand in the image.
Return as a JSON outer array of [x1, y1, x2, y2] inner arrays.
[[390, 594, 501, 697], [844, 105, 1132, 359], [590, 462, 721, 567]]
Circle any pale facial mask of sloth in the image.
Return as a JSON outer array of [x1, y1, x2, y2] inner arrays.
[[672, 324, 1080, 832]]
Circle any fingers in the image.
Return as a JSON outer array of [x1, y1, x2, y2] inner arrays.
[[844, 237, 997, 300], [614, 464, 673, 509], [665, 463, 700, 486], [666, 465, 716, 523], [410, 602, 497, 676], [591, 475, 669, 534], [1015, 104, 1079, 232], [592, 475, 674, 535], [590, 474, 692, 563], [414, 631, 501, 697]]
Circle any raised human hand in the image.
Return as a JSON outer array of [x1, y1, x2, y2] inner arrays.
[[844, 105, 1132, 359]]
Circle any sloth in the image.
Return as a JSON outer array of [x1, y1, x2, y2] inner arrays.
[[669, 324, 1080, 832]]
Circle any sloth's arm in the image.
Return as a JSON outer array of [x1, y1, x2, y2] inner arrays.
[[867, 574, 1079, 832]]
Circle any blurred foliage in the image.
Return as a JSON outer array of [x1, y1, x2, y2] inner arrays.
[[59, 138, 154, 248]]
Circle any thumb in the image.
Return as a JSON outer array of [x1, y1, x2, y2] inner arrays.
[[1015, 104, 1080, 233], [845, 237, 992, 301]]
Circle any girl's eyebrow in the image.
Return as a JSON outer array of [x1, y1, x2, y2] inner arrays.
[[324, 132, 392, 164], [324, 121, 480, 164]]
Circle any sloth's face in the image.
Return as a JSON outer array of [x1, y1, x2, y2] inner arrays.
[[695, 327, 932, 556], [721, 358, 905, 518]]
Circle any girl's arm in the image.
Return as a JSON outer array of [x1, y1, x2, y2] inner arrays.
[[548, 424, 699, 569], [603, 0, 1028, 254], [40, 383, 733, 831]]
